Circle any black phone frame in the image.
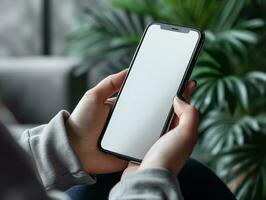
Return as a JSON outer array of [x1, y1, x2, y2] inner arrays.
[[98, 22, 205, 163]]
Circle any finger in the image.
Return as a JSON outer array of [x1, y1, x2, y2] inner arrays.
[[128, 161, 140, 168], [170, 80, 196, 129], [173, 96, 198, 130], [104, 97, 117, 108], [94, 153, 128, 174], [93, 69, 128, 100], [182, 80, 197, 102], [171, 97, 199, 149], [121, 162, 140, 180]]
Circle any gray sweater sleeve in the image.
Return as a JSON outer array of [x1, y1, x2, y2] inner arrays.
[[19, 110, 96, 191], [109, 168, 184, 200], [14, 111, 184, 200]]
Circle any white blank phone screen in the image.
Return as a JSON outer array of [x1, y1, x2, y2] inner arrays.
[[101, 24, 200, 160]]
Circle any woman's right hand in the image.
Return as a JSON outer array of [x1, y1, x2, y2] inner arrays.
[[122, 80, 198, 177]]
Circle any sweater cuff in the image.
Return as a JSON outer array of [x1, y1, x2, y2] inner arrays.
[[20, 110, 96, 190], [109, 168, 183, 200]]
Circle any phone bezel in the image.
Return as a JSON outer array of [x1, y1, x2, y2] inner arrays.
[[98, 22, 205, 163]]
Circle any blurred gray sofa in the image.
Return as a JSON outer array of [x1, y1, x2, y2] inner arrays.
[[0, 56, 87, 136]]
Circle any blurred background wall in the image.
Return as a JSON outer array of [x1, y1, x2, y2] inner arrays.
[[0, 0, 41, 56], [0, 0, 81, 56]]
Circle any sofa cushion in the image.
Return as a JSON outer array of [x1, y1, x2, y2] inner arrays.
[[0, 57, 86, 124]]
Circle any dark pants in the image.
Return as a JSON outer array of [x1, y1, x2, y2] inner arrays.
[[67, 158, 236, 200]]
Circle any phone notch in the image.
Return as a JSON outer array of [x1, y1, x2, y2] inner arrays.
[[160, 24, 190, 33]]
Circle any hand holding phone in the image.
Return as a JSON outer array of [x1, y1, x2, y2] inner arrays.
[[66, 70, 198, 175], [66, 22, 204, 175], [66, 70, 129, 174], [121, 80, 198, 178]]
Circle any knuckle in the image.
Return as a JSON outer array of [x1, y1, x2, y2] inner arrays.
[[187, 105, 198, 116], [103, 75, 117, 91], [105, 75, 114, 83], [84, 89, 101, 102], [104, 75, 111, 82]]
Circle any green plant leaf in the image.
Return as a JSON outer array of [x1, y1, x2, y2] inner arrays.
[[214, 0, 247, 31], [237, 18, 265, 29], [200, 111, 264, 154]]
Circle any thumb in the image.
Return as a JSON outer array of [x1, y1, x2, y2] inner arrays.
[[92, 69, 127, 101]]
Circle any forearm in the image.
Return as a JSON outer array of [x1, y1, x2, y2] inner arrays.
[[19, 111, 96, 191], [109, 168, 184, 200]]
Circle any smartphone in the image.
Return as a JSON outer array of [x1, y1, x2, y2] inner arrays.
[[99, 22, 204, 162]]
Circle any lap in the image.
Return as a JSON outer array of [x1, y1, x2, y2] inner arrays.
[[66, 158, 236, 200], [178, 158, 235, 200]]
